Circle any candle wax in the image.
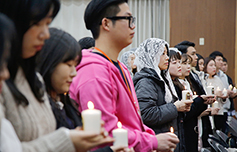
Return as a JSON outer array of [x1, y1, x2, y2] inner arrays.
[[112, 127, 128, 147], [81, 108, 101, 134]]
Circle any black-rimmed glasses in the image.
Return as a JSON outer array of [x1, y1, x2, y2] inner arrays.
[[106, 16, 136, 28]]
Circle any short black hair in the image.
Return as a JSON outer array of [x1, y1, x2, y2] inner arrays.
[[78, 37, 95, 50], [209, 51, 223, 59], [174, 40, 195, 54], [176, 40, 195, 47], [223, 57, 227, 63], [174, 45, 189, 54], [84, 0, 128, 39]]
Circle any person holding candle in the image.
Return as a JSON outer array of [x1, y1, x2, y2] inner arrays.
[[168, 49, 189, 152], [37, 28, 133, 152], [221, 57, 236, 119], [209, 51, 237, 134], [133, 38, 190, 152], [0, 0, 116, 151], [203, 57, 229, 132], [175, 41, 215, 152], [37, 28, 82, 130], [175, 41, 206, 96], [70, 0, 179, 151], [169, 51, 211, 152]]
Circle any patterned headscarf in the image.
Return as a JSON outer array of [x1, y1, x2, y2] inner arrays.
[[134, 38, 178, 103], [120, 51, 135, 78]]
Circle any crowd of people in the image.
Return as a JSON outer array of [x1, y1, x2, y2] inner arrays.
[[0, 0, 236, 152]]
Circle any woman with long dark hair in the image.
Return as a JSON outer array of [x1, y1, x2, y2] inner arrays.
[[0, 12, 22, 152], [204, 57, 228, 132], [37, 28, 82, 129], [0, 0, 114, 151]]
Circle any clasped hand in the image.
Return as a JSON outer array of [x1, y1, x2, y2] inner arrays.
[[174, 100, 193, 112]]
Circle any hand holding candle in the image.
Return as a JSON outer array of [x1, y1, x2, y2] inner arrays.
[[212, 101, 219, 108], [233, 87, 237, 93], [215, 87, 222, 96], [182, 86, 191, 101], [206, 84, 215, 96], [192, 92, 198, 99], [222, 88, 228, 96], [81, 101, 101, 134], [112, 122, 128, 147]]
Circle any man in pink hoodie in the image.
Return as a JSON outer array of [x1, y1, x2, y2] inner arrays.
[[70, 0, 179, 151]]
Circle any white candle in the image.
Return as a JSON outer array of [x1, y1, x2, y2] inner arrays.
[[212, 101, 219, 108], [182, 90, 191, 101], [206, 85, 215, 96], [170, 127, 174, 151], [112, 122, 128, 147], [192, 92, 198, 99], [233, 87, 237, 93], [215, 86, 222, 95], [229, 84, 233, 90], [223, 88, 227, 96], [81, 101, 101, 134]]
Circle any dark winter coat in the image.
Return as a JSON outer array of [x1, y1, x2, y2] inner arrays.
[[177, 73, 208, 152], [133, 67, 178, 134]]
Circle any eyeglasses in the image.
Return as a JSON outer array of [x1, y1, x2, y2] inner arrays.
[[106, 16, 136, 28]]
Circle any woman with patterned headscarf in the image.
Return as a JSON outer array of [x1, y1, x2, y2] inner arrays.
[[133, 38, 193, 152], [120, 50, 137, 78]]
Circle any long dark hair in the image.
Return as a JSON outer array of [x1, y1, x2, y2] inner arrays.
[[37, 28, 82, 128], [195, 53, 204, 71], [0, 0, 60, 105], [174, 54, 194, 92], [161, 45, 178, 102], [37, 28, 82, 94], [203, 57, 216, 77], [0, 13, 16, 69]]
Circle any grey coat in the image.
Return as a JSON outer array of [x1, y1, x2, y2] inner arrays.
[[133, 67, 178, 135]]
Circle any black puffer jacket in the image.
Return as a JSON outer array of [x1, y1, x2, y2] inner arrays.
[[133, 67, 178, 135]]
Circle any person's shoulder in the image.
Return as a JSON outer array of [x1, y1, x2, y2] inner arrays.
[[219, 70, 227, 77], [213, 75, 223, 82]]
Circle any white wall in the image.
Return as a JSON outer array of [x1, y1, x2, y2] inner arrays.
[[50, 0, 170, 57]]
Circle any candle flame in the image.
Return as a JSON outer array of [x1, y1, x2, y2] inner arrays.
[[223, 88, 227, 91], [194, 92, 197, 95], [184, 86, 186, 90], [64, 92, 67, 95], [170, 127, 174, 133], [117, 121, 122, 128], [87, 101, 94, 110], [209, 83, 212, 86]]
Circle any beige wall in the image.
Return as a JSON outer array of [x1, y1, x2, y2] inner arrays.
[[170, 0, 236, 84]]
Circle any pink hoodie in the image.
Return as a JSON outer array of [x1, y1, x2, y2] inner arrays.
[[69, 49, 158, 151]]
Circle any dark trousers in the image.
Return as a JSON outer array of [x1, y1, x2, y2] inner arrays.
[[214, 113, 228, 132]]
